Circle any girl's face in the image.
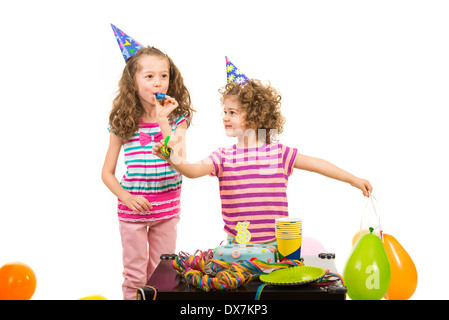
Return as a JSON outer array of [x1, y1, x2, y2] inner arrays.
[[222, 96, 248, 137], [135, 55, 169, 107]]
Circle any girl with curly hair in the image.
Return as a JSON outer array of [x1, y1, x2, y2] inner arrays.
[[153, 72, 371, 245], [102, 44, 194, 299]]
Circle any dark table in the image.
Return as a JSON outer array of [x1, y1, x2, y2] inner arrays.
[[139, 253, 346, 300]]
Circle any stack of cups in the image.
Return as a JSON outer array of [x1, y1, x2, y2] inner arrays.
[[275, 217, 302, 260]]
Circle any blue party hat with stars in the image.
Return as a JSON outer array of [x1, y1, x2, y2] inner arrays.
[[111, 24, 143, 62], [225, 57, 250, 84]]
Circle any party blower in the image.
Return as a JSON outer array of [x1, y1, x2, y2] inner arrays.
[[160, 136, 173, 160], [155, 92, 165, 104]]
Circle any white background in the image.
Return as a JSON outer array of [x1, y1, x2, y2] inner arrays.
[[1, 0, 448, 300]]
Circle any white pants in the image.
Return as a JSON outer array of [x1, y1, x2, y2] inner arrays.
[[118, 216, 179, 300]]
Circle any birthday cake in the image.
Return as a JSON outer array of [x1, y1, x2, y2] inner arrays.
[[213, 243, 277, 263]]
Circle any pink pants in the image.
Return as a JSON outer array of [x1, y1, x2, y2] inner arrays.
[[119, 216, 180, 300]]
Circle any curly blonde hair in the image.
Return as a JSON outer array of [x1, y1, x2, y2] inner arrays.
[[219, 80, 285, 143], [109, 46, 194, 142]]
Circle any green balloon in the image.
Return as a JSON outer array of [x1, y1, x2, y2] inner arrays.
[[343, 230, 391, 300]]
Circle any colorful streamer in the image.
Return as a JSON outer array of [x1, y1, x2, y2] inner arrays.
[[172, 250, 304, 292]]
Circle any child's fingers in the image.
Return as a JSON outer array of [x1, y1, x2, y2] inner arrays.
[[165, 103, 178, 115], [133, 196, 152, 212], [163, 95, 178, 115], [364, 181, 373, 197], [364, 187, 370, 197], [152, 144, 161, 153], [164, 95, 177, 105], [138, 201, 151, 211], [156, 140, 171, 149], [142, 197, 153, 210], [131, 201, 144, 212]]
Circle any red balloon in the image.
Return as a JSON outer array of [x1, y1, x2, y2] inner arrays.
[[0, 262, 37, 300]]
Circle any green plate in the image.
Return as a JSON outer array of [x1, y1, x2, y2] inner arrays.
[[259, 266, 326, 285]]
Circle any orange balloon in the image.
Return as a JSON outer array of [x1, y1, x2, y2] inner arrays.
[[0, 262, 37, 300], [382, 234, 417, 300], [352, 230, 380, 246]]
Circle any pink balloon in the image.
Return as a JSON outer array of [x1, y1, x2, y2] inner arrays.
[[301, 237, 327, 255]]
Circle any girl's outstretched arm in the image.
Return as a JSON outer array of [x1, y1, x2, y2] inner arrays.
[[152, 142, 214, 179], [294, 153, 373, 197]]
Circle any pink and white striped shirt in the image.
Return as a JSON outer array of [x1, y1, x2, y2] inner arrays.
[[208, 143, 298, 243], [112, 115, 189, 223]]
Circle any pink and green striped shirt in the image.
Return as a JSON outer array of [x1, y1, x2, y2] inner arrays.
[[208, 143, 298, 243], [112, 115, 189, 223]]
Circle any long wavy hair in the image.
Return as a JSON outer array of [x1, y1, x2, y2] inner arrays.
[[109, 46, 194, 142], [219, 80, 285, 143]]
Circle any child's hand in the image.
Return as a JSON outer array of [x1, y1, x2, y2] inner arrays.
[[122, 194, 152, 212], [152, 141, 173, 160], [155, 95, 178, 121], [152, 142, 163, 159], [351, 177, 373, 197]]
